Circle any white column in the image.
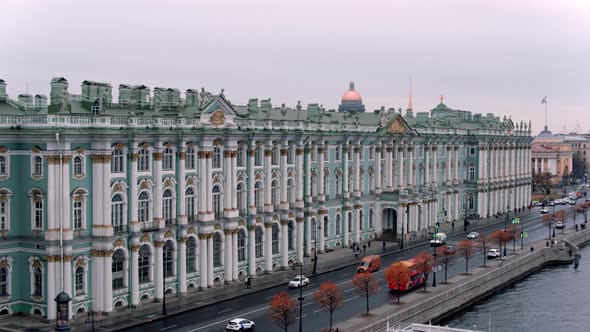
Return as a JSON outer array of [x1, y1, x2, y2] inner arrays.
[[386, 146, 393, 189], [305, 148, 311, 202], [318, 147, 326, 201], [154, 152, 163, 226], [248, 149, 256, 213], [47, 260, 57, 319], [353, 206, 361, 243], [433, 146, 438, 185], [343, 208, 350, 246], [131, 246, 139, 305], [199, 235, 208, 288], [131, 154, 138, 225], [343, 146, 350, 197], [248, 226, 256, 276], [295, 147, 304, 208], [206, 153, 213, 214], [353, 146, 361, 196], [375, 147, 382, 193], [318, 212, 326, 253], [398, 146, 405, 189], [103, 253, 113, 313], [265, 222, 273, 272], [280, 148, 288, 209], [425, 146, 430, 184], [264, 148, 273, 212], [155, 242, 164, 300], [232, 231, 239, 281], [179, 238, 187, 293], [455, 146, 460, 184], [281, 220, 289, 268], [224, 151, 232, 218], [305, 217, 312, 256], [231, 150, 238, 212], [91, 155, 104, 231], [446, 146, 452, 185], [179, 151, 187, 224], [400, 204, 407, 238], [199, 152, 208, 219], [296, 218, 304, 263], [207, 235, 214, 287], [225, 230, 233, 283], [408, 146, 414, 188]]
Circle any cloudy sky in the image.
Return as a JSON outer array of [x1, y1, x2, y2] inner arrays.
[[2, 0, 589, 134]]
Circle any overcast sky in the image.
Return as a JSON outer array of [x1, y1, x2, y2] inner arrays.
[[2, 0, 589, 134]]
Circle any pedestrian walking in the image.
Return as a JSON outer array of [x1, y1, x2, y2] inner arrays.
[[354, 251, 358, 259], [363, 244, 367, 255], [335, 328, 339, 332], [451, 222, 455, 231], [245, 276, 250, 288], [382, 241, 386, 252], [368, 241, 371, 248]]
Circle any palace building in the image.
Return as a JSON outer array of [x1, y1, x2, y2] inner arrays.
[[0, 78, 532, 319]]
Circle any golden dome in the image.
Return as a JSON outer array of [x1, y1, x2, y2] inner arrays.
[[342, 81, 362, 102]]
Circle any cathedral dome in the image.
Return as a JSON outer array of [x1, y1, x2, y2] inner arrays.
[[341, 81, 362, 102]]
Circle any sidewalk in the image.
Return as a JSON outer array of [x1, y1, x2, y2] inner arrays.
[[0, 210, 535, 332]]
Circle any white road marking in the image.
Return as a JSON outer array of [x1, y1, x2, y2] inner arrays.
[[217, 309, 231, 314], [195, 302, 204, 305], [296, 314, 308, 320], [342, 295, 360, 303], [314, 308, 324, 313], [161, 325, 177, 331]]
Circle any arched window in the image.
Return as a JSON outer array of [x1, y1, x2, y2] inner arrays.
[[33, 156, 43, 176], [287, 179, 295, 204], [75, 267, 85, 295], [335, 145, 341, 161], [212, 185, 221, 219], [163, 148, 174, 171], [287, 146, 294, 165], [112, 249, 126, 289], [323, 216, 329, 238], [186, 237, 196, 273], [310, 174, 317, 197], [73, 200, 83, 230], [359, 210, 364, 231], [271, 180, 279, 210], [138, 149, 150, 172], [237, 182, 246, 215], [185, 187, 195, 222], [111, 149, 124, 173], [164, 241, 174, 277], [0, 156, 6, 175], [0, 267, 8, 296], [185, 147, 195, 169], [272, 146, 280, 165], [138, 192, 150, 223], [163, 189, 173, 225], [255, 227, 263, 258], [369, 173, 375, 194], [335, 214, 341, 235], [138, 245, 151, 284], [237, 145, 246, 167], [272, 223, 279, 254], [324, 174, 330, 199], [347, 172, 353, 193], [213, 146, 222, 169], [348, 212, 353, 234], [369, 209, 374, 229], [73, 156, 83, 175], [311, 218, 317, 242], [469, 166, 475, 181], [288, 222, 294, 250], [33, 268, 42, 296], [255, 146, 263, 166], [213, 233, 222, 267], [111, 194, 124, 233], [254, 181, 263, 211], [468, 196, 475, 209], [238, 229, 246, 261]]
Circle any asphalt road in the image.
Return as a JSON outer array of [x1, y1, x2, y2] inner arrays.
[[125, 204, 578, 332]]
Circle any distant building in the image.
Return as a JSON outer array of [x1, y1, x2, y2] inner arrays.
[[531, 128, 573, 184], [338, 81, 365, 112]]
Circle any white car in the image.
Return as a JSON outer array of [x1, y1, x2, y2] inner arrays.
[[288, 275, 309, 288], [226, 318, 255, 331], [487, 248, 501, 259], [467, 231, 480, 239], [540, 207, 550, 214], [555, 221, 565, 229]]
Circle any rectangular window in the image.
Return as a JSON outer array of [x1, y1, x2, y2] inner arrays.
[[186, 148, 195, 169], [112, 260, 125, 289], [287, 147, 294, 165], [73, 201, 83, 230], [34, 201, 43, 229], [0, 202, 6, 230], [470, 147, 475, 156]]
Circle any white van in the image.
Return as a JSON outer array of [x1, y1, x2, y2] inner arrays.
[[430, 232, 447, 246]]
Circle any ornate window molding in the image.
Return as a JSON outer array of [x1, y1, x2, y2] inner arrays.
[[28, 188, 44, 232]]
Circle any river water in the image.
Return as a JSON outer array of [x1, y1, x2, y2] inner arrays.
[[442, 245, 590, 332]]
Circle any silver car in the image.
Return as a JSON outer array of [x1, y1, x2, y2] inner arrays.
[[226, 318, 255, 331], [467, 231, 480, 239]]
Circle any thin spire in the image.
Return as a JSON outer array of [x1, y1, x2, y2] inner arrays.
[[408, 77, 413, 110], [349, 80, 355, 90]]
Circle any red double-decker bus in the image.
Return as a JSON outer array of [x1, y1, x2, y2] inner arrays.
[[388, 258, 428, 291]]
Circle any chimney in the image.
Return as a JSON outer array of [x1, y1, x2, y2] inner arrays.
[[50, 77, 68, 105], [18, 94, 34, 109], [34, 94, 48, 109], [0, 79, 6, 101], [185, 89, 199, 107], [118, 84, 132, 107]]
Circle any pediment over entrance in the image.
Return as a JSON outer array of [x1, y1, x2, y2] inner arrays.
[[380, 114, 416, 135], [200, 95, 237, 128]]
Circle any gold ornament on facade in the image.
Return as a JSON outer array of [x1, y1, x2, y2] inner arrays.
[[354, 204, 363, 209], [139, 143, 150, 149], [280, 220, 288, 225], [75, 258, 87, 268], [63, 255, 73, 262], [272, 215, 278, 221], [131, 245, 141, 252], [164, 178, 173, 188], [154, 241, 164, 248], [33, 259, 43, 267], [165, 230, 173, 238], [0, 146, 7, 154], [31, 146, 41, 153], [256, 217, 262, 224], [130, 153, 138, 161], [288, 212, 294, 218], [264, 222, 272, 228], [140, 180, 149, 190], [296, 218, 304, 223], [187, 226, 196, 234], [0, 261, 8, 269], [113, 183, 122, 193], [295, 149, 303, 156], [114, 238, 125, 248], [224, 229, 232, 235], [153, 152, 163, 161], [211, 111, 225, 126], [238, 219, 246, 227], [179, 236, 188, 243], [178, 151, 186, 160], [214, 223, 222, 231], [140, 233, 150, 243]]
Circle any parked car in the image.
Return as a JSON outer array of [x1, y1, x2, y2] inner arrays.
[[444, 245, 457, 255], [548, 200, 555, 206], [487, 248, 501, 259], [288, 275, 309, 288], [226, 318, 255, 331], [555, 221, 565, 229], [558, 199, 567, 205], [532, 201, 542, 207], [467, 231, 480, 239], [541, 207, 550, 214], [569, 199, 577, 205]]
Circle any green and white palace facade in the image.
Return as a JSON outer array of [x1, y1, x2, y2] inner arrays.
[[0, 78, 532, 319]]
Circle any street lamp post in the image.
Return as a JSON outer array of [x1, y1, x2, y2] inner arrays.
[[432, 245, 437, 287], [162, 256, 167, 316], [295, 260, 304, 332], [401, 205, 409, 250], [504, 206, 509, 257], [312, 223, 321, 275]]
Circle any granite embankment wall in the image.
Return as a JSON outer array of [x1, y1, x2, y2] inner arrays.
[[352, 228, 590, 332]]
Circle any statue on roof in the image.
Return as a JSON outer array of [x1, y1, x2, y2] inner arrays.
[[296, 101, 302, 111], [380, 110, 389, 127], [199, 87, 213, 108], [154, 93, 162, 113], [60, 89, 69, 113], [220, 88, 225, 98]]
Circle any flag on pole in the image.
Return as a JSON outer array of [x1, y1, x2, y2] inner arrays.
[[541, 96, 547, 104]]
